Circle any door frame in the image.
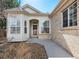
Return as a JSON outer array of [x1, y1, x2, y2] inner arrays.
[[29, 19, 39, 38], [31, 24, 38, 38]]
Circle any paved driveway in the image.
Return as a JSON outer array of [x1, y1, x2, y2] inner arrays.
[[28, 38, 75, 59]]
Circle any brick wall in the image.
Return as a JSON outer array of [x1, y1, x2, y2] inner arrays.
[[50, 0, 79, 59]]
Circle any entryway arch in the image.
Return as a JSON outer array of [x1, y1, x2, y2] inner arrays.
[[29, 19, 39, 38]]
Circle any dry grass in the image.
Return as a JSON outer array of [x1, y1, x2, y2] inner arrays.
[[0, 42, 48, 59]]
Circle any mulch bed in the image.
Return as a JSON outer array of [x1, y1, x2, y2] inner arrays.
[[0, 42, 48, 59]]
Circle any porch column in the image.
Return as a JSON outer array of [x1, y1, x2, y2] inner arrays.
[[38, 20, 41, 34], [27, 20, 30, 38]]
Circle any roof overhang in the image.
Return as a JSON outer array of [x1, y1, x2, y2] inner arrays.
[[4, 4, 49, 16], [50, 0, 76, 17], [50, 0, 68, 17]]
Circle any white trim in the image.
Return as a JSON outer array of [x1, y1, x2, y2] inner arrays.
[[30, 20, 39, 38], [61, 13, 63, 29], [22, 4, 42, 14], [68, 8, 70, 27]]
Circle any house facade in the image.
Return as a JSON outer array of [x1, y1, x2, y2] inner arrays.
[[5, 0, 79, 58], [5, 5, 51, 42], [50, 0, 79, 58]]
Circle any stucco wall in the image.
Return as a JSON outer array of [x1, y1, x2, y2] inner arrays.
[[50, 0, 79, 58], [7, 13, 51, 42]]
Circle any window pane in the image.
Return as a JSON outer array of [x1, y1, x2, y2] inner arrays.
[[69, 2, 77, 26], [24, 27, 27, 33], [42, 21, 49, 33], [11, 27, 15, 33], [17, 27, 20, 33], [10, 20, 20, 34], [63, 10, 68, 27], [11, 27, 20, 34], [44, 28, 49, 33], [24, 21, 27, 26], [70, 19, 73, 26], [24, 21, 27, 33], [17, 20, 20, 27]]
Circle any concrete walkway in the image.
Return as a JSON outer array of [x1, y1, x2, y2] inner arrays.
[[27, 38, 75, 59]]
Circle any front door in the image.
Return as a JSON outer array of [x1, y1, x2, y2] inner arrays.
[[31, 24, 38, 38]]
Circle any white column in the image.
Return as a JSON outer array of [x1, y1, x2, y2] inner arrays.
[[38, 19, 42, 39]]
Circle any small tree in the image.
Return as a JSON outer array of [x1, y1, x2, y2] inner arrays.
[[3, 0, 20, 9], [0, 0, 20, 29]]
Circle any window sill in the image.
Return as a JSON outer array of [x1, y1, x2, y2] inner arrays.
[[62, 26, 79, 30], [10, 33, 20, 34], [39, 33, 51, 35]]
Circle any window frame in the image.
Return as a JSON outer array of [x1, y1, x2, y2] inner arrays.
[[69, 2, 77, 26], [42, 20, 49, 33], [24, 20, 27, 34], [10, 20, 20, 34], [62, 9, 68, 27], [62, 1, 77, 28]]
